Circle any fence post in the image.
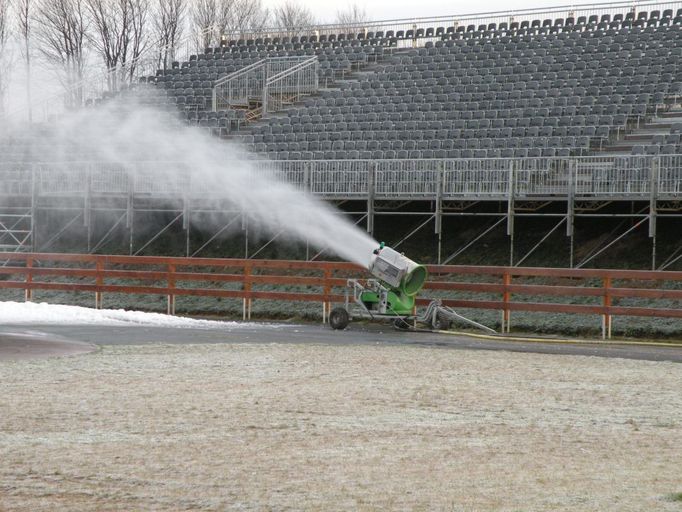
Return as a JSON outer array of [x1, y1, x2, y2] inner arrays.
[[25, 256, 33, 302], [243, 263, 252, 321], [602, 276, 612, 340], [167, 263, 176, 315], [502, 271, 511, 333], [322, 267, 332, 324], [95, 259, 103, 309]]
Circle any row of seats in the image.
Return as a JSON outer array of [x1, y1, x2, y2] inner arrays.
[[144, 39, 384, 116], [251, 136, 593, 151], [632, 144, 682, 155], [121, 7, 682, 160], [250, 126, 621, 142], [206, 8, 682, 49], [245, 147, 588, 160], [241, 18, 680, 160]]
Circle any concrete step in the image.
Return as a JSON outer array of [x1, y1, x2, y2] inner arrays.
[[637, 122, 673, 130], [591, 144, 632, 154], [624, 133, 659, 141], [596, 151, 632, 156], [622, 131, 652, 140], [602, 142, 640, 151], [658, 110, 682, 118]]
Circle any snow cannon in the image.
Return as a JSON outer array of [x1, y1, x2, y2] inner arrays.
[[368, 243, 428, 302], [350, 243, 428, 318], [329, 242, 496, 333]]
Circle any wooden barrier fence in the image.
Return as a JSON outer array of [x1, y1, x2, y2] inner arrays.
[[0, 253, 680, 339]]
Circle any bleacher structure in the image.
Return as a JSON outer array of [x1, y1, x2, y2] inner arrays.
[[1, 0, 682, 268]]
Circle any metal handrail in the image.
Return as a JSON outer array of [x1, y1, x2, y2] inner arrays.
[[209, 0, 682, 40], [266, 57, 319, 85], [2, 155, 681, 200], [214, 59, 266, 88], [213, 56, 319, 115]]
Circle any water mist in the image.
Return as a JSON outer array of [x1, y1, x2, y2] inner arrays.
[[19, 95, 379, 267]]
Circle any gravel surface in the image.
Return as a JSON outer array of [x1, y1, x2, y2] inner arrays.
[[1, 342, 682, 511]]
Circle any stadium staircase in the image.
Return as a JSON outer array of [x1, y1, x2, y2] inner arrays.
[[596, 106, 682, 155]]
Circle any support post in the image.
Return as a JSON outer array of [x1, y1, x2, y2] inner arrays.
[[95, 259, 103, 309], [507, 160, 515, 266], [502, 271, 511, 333], [322, 268, 332, 325], [435, 162, 443, 264], [243, 264, 252, 321], [567, 159, 575, 268], [167, 263, 176, 315], [184, 194, 191, 257], [25, 256, 33, 302], [30, 165, 37, 252], [367, 163, 375, 236], [85, 168, 92, 253], [127, 169, 134, 255], [649, 157, 658, 270], [602, 276, 612, 340], [242, 213, 249, 258]]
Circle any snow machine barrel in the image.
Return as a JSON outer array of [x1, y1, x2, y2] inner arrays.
[[368, 243, 428, 297], [341, 243, 429, 317]]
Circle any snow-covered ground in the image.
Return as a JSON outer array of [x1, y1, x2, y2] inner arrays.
[[0, 301, 276, 329]]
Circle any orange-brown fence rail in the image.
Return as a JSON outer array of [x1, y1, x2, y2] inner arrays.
[[0, 253, 680, 339]]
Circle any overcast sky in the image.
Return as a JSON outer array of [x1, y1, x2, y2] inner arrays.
[[261, 0, 611, 24]]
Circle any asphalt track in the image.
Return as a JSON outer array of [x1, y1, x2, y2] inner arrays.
[[1, 322, 681, 362]]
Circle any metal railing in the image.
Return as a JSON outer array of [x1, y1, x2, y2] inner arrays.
[[1, 156, 681, 201], [212, 59, 268, 111], [213, 57, 319, 116], [207, 0, 682, 45], [264, 57, 319, 113]]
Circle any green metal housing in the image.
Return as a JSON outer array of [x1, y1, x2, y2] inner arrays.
[[360, 263, 428, 316]]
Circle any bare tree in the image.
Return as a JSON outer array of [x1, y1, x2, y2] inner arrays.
[[153, 0, 185, 71], [272, 0, 314, 37], [192, 0, 271, 50], [34, 0, 88, 107], [335, 3, 367, 28], [0, 0, 11, 117], [191, 0, 217, 49], [241, 0, 269, 33], [85, 0, 149, 89], [124, 0, 149, 81], [14, 0, 31, 120], [226, 0, 269, 38]]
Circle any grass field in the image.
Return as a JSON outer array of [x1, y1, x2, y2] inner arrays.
[[1, 342, 682, 511]]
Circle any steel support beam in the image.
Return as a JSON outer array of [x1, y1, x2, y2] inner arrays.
[[441, 216, 506, 265], [507, 160, 515, 266], [515, 217, 566, 267], [649, 157, 659, 270], [576, 216, 648, 269], [133, 212, 183, 256]]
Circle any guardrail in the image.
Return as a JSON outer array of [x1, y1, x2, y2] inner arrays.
[[2, 156, 680, 201], [0, 253, 680, 339], [212, 56, 319, 114], [196, 0, 682, 45]]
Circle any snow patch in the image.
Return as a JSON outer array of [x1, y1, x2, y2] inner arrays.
[[0, 301, 276, 329]]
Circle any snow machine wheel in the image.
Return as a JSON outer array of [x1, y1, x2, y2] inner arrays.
[[393, 317, 411, 330], [329, 307, 350, 330], [432, 313, 452, 331]]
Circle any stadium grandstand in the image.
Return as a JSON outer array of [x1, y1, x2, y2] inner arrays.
[[1, 0, 681, 269]]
